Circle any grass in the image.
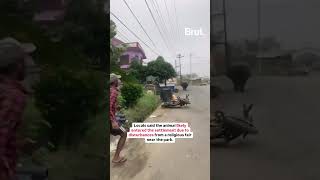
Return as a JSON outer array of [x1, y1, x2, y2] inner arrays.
[[123, 93, 161, 129]]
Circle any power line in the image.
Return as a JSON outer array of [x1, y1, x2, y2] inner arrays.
[[111, 12, 160, 56], [163, 0, 178, 43], [173, 0, 182, 42], [151, 0, 175, 50], [149, 0, 174, 51], [144, 0, 172, 55], [121, 0, 158, 49], [116, 30, 131, 42]]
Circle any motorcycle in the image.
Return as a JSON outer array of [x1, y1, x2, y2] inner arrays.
[[211, 104, 258, 143], [161, 94, 190, 108]]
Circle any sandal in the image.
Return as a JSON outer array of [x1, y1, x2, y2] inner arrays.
[[112, 157, 127, 164]]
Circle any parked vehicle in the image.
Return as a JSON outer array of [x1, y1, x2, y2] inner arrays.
[[211, 104, 258, 143]]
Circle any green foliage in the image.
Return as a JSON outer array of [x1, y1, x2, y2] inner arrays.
[[19, 98, 53, 156], [117, 95, 126, 109], [0, 15, 87, 69], [129, 61, 147, 83], [62, 0, 107, 70], [34, 68, 105, 148], [147, 56, 176, 84], [124, 93, 160, 128], [110, 20, 117, 40], [120, 83, 144, 107]]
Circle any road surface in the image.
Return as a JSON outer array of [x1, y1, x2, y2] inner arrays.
[[212, 73, 320, 180], [111, 86, 210, 180]]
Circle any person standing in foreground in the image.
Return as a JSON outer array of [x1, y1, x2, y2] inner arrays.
[[110, 73, 127, 164], [0, 37, 36, 179]]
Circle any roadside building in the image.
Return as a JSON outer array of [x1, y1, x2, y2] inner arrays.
[[111, 38, 147, 70]]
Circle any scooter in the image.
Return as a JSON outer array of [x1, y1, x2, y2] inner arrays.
[[161, 94, 190, 108], [211, 104, 258, 143]]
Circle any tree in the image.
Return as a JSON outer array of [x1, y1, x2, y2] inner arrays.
[[129, 61, 147, 83], [147, 56, 176, 86], [62, 0, 107, 71]]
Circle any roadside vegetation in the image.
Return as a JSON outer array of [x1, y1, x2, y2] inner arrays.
[[123, 93, 161, 130]]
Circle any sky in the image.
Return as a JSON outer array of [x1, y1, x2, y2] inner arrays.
[[214, 0, 320, 50], [110, 0, 210, 77]]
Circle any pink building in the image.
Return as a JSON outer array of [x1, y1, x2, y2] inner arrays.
[[111, 38, 147, 70]]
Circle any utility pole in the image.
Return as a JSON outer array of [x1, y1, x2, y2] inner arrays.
[[177, 54, 184, 84], [222, 0, 230, 70], [257, 0, 262, 74], [212, 0, 229, 73]]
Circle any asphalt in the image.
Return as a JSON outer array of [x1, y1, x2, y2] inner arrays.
[[110, 86, 210, 180], [212, 73, 320, 180]]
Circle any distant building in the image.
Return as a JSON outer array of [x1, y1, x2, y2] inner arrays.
[[111, 38, 147, 70]]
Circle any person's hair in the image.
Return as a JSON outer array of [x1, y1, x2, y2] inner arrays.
[[110, 78, 118, 86]]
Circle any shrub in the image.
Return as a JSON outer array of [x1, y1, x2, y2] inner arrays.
[[120, 83, 143, 107], [34, 68, 105, 149], [117, 95, 126, 108]]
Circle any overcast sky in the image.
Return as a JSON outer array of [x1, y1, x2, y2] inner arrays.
[[214, 0, 320, 50], [110, 0, 210, 77]]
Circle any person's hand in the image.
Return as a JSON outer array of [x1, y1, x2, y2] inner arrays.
[[111, 120, 119, 129]]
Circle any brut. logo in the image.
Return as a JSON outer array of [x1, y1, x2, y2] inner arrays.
[[184, 27, 206, 36]]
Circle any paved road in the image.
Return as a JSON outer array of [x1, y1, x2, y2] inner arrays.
[[212, 73, 320, 180], [111, 86, 210, 180]]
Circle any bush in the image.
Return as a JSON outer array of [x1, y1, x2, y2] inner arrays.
[[120, 83, 143, 107], [117, 95, 126, 108], [34, 68, 105, 149], [124, 93, 160, 129]]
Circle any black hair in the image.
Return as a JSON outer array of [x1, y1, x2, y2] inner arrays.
[[110, 78, 118, 86]]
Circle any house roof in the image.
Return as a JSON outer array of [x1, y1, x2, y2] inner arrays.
[[123, 42, 146, 59], [111, 38, 124, 47], [111, 38, 147, 59]]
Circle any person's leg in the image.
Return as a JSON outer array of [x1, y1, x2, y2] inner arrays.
[[112, 129, 127, 162]]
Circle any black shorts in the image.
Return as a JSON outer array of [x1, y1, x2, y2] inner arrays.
[[110, 126, 126, 136]]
